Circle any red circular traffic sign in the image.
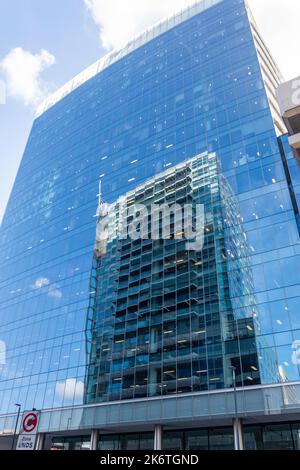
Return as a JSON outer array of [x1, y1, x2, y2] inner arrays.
[[22, 412, 38, 433]]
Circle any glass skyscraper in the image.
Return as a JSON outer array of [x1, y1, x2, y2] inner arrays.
[[1, 0, 300, 451]]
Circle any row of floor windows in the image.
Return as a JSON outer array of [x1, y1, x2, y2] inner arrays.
[[49, 423, 300, 451]]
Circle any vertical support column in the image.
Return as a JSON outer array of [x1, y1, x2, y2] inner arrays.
[[90, 429, 99, 451], [35, 433, 45, 451], [154, 425, 163, 451], [233, 418, 244, 451]]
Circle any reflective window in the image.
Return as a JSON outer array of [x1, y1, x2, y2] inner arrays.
[[50, 435, 91, 451], [262, 424, 294, 450], [163, 428, 234, 450], [98, 433, 153, 450], [244, 423, 297, 451], [209, 428, 234, 450]]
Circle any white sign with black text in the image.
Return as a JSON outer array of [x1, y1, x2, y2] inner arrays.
[[16, 411, 40, 451]]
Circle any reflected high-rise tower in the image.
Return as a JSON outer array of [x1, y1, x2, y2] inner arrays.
[[85, 151, 279, 404]]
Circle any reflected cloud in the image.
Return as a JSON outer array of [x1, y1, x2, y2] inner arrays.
[[33, 277, 50, 289], [32, 277, 63, 298], [55, 378, 84, 400], [292, 341, 300, 365], [48, 287, 63, 299], [0, 340, 6, 365]]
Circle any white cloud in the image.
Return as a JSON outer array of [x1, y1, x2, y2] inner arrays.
[[55, 378, 84, 401], [84, 0, 195, 50], [85, 0, 300, 81], [0, 79, 6, 105], [0, 47, 56, 107]]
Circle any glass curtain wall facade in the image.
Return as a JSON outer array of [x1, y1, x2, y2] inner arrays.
[[0, 0, 300, 448]]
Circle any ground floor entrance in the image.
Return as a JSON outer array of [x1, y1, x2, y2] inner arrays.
[[38, 421, 300, 451]]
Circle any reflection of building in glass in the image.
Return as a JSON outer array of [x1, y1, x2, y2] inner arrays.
[[85, 151, 277, 403]]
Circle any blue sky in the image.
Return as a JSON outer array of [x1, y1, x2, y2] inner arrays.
[[0, 0, 105, 224], [0, 0, 299, 224]]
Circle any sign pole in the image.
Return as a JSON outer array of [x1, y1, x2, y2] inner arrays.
[[11, 404, 21, 450]]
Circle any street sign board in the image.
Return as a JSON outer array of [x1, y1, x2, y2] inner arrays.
[[16, 411, 40, 451]]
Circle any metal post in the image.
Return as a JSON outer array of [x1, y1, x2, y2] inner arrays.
[[231, 366, 238, 418], [90, 429, 99, 451], [11, 404, 21, 450], [35, 433, 45, 451], [233, 418, 244, 451], [154, 425, 163, 451], [229, 366, 244, 451], [266, 394, 271, 415]]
